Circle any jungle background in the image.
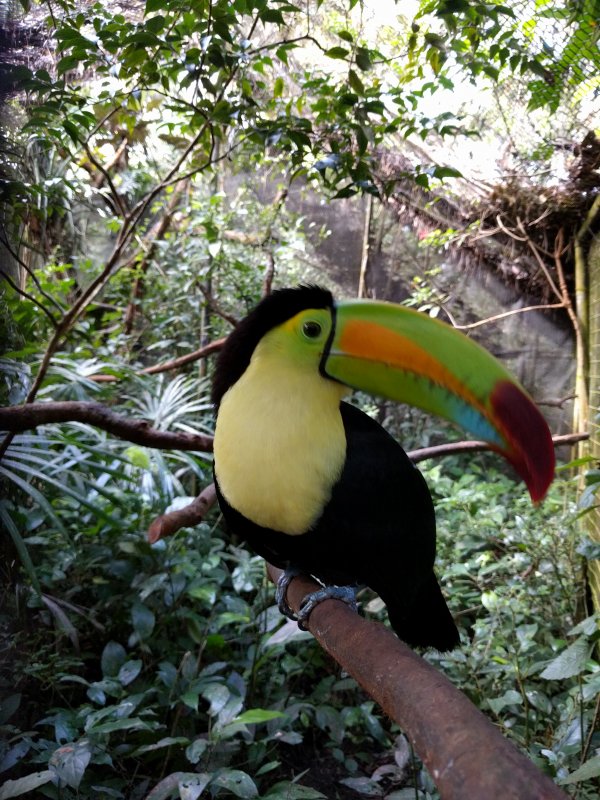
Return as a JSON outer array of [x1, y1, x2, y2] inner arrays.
[[1, 0, 600, 797]]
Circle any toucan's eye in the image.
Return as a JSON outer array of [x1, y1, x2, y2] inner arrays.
[[302, 320, 322, 339]]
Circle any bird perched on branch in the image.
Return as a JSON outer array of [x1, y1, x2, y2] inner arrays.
[[211, 285, 554, 650]]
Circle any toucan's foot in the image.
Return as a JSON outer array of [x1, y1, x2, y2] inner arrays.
[[275, 567, 303, 621], [297, 585, 359, 630]]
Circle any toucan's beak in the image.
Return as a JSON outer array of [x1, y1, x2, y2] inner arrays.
[[321, 299, 555, 502]]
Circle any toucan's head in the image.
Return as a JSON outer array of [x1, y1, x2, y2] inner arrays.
[[213, 285, 555, 502]]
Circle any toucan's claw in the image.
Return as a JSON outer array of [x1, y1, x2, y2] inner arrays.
[[275, 567, 303, 621], [297, 585, 359, 630]]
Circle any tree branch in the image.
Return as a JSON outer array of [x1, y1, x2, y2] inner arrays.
[[454, 302, 565, 330], [0, 402, 214, 452], [2, 399, 584, 468], [263, 565, 569, 800], [147, 483, 217, 543], [0, 268, 59, 327], [89, 338, 227, 383], [408, 432, 588, 463]]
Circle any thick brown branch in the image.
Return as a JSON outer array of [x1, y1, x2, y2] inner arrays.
[[147, 483, 217, 543], [265, 565, 568, 800], [0, 402, 214, 452]]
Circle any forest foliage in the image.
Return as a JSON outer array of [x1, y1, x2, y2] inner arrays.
[[1, 0, 600, 798]]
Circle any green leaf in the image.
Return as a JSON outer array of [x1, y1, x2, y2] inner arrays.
[[0, 694, 21, 725], [348, 69, 365, 95], [558, 754, 600, 784], [212, 770, 258, 799], [0, 771, 54, 799], [131, 737, 190, 757], [101, 641, 127, 678], [131, 602, 155, 639], [539, 638, 593, 680], [0, 505, 41, 596], [263, 783, 326, 799], [49, 740, 92, 790], [431, 165, 462, 179], [179, 773, 211, 800], [355, 47, 371, 71], [487, 689, 522, 715], [340, 777, 381, 796], [273, 77, 284, 98], [185, 738, 208, 764], [233, 709, 285, 725], [260, 9, 285, 24], [124, 445, 151, 469], [325, 47, 349, 59], [118, 659, 143, 686], [85, 716, 155, 735], [337, 30, 354, 43]]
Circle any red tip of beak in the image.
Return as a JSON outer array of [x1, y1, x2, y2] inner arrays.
[[491, 381, 555, 502]]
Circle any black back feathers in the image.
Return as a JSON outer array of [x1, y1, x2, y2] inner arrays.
[[211, 285, 334, 409]]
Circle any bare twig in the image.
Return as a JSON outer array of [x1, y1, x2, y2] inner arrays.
[[454, 302, 565, 330], [82, 140, 128, 217], [518, 218, 562, 300], [0, 234, 65, 312], [198, 287, 238, 327], [0, 268, 58, 327], [262, 251, 275, 297], [537, 394, 576, 409]]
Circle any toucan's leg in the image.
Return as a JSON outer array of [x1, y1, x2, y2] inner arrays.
[[275, 567, 303, 621], [297, 585, 359, 630], [276, 570, 361, 629]]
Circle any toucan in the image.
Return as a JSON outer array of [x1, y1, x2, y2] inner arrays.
[[211, 285, 554, 650]]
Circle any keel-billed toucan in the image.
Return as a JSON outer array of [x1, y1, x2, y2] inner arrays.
[[212, 285, 554, 650]]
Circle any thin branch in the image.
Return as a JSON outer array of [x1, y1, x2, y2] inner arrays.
[[0, 233, 65, 312], [0, 268, 58, 326], [88, 337, 226, 383], [496, 213, 528, 242], [0, 401, 214, 452], [138, 337, 227, 376], [147, 483, 217, 543], [537, 394, 576, 409], [262, 251, 276, 297], [198, 287, 238, 327], [408, 432, 588, 464], [454, 302, 565, 330], [82, 140, 128, 217], [517, 218, 563, 301]]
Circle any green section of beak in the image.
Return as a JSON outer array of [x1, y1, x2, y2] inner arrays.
[[322, 299, 555, 501]]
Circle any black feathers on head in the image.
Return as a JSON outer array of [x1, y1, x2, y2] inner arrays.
[[212, 285, 334, 409]]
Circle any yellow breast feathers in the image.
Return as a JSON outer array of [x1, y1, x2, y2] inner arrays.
[[214, 336, 348, 535]]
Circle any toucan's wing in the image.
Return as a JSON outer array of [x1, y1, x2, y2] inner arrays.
[[317, 403, 458, 649]]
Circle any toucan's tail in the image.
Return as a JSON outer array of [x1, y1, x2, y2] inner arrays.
[[381, 572, 460, 652]]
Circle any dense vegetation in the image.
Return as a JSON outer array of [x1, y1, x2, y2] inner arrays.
[[1, 0, 599, 797]]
